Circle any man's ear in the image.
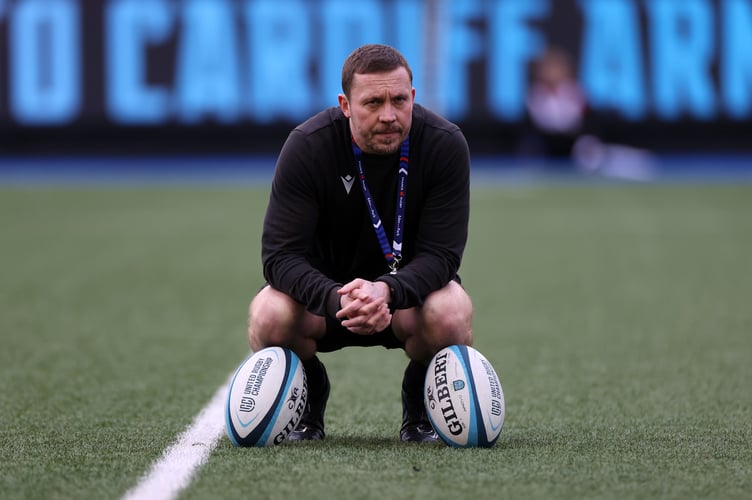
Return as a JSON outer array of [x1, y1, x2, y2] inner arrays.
[[338, 94, 351, 118]]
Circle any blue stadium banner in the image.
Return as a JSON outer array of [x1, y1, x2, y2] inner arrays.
[[0, 0, 750, 153]]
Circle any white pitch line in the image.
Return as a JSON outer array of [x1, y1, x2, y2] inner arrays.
[[121, 376, 231, 500]]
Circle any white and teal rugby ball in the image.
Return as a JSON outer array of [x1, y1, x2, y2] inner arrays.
[[225, 347, 307, 447], [424, 345, 505, 448]]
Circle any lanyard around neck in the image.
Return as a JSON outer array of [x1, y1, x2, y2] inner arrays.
[[351, 137, 409, 274]]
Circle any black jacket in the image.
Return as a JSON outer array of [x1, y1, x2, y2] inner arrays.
[[261, 103, 470, 318]]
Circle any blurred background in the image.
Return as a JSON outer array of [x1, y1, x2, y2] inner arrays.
[[0, 0, 750, 170]]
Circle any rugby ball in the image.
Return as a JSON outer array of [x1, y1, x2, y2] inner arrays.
[[225, 347, 307, 447], [424, 345, 505, 448]]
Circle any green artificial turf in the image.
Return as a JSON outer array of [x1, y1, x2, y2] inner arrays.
[[1, 183, 750, 499]]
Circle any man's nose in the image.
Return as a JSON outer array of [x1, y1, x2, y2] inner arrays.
[[379, 103, 396, 122]]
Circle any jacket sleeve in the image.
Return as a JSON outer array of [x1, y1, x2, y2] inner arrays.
[[261, 130, 342, 317], [376, 128, 471, 309]]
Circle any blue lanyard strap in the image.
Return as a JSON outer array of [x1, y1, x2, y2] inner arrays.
[[351, 137, 410, 274]]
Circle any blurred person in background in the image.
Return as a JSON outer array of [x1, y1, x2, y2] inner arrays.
[[521, 46, 655, 180], [522, 46, 589, 159]]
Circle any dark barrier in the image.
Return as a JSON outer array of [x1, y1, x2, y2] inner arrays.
[[0, 0, 750, 154]]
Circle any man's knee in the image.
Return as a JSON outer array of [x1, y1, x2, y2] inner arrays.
[[248, 287, 298, 349], [395, 281, 474, 361], [424, 281, 473, 342], [247, 286, 325, 357]]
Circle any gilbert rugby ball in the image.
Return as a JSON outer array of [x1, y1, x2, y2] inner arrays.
[[225, 347, 307, 447], [424, 345, 505, 448]]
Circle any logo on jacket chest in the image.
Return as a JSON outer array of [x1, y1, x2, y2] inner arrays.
[[341, 174, 355, 194]]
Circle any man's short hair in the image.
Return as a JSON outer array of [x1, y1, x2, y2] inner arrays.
[[341, 44, 413, 98]]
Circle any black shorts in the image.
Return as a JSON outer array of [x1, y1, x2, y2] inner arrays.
[[261, 275, 462, 353], [317, 315, 404, 352], [318, 275, 461, 352]]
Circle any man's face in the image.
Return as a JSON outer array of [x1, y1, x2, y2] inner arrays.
[[338, 67, 415, 155]]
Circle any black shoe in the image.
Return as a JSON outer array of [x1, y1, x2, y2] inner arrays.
[[288, 356, 329, 441], [400, 360, 439, 443]]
